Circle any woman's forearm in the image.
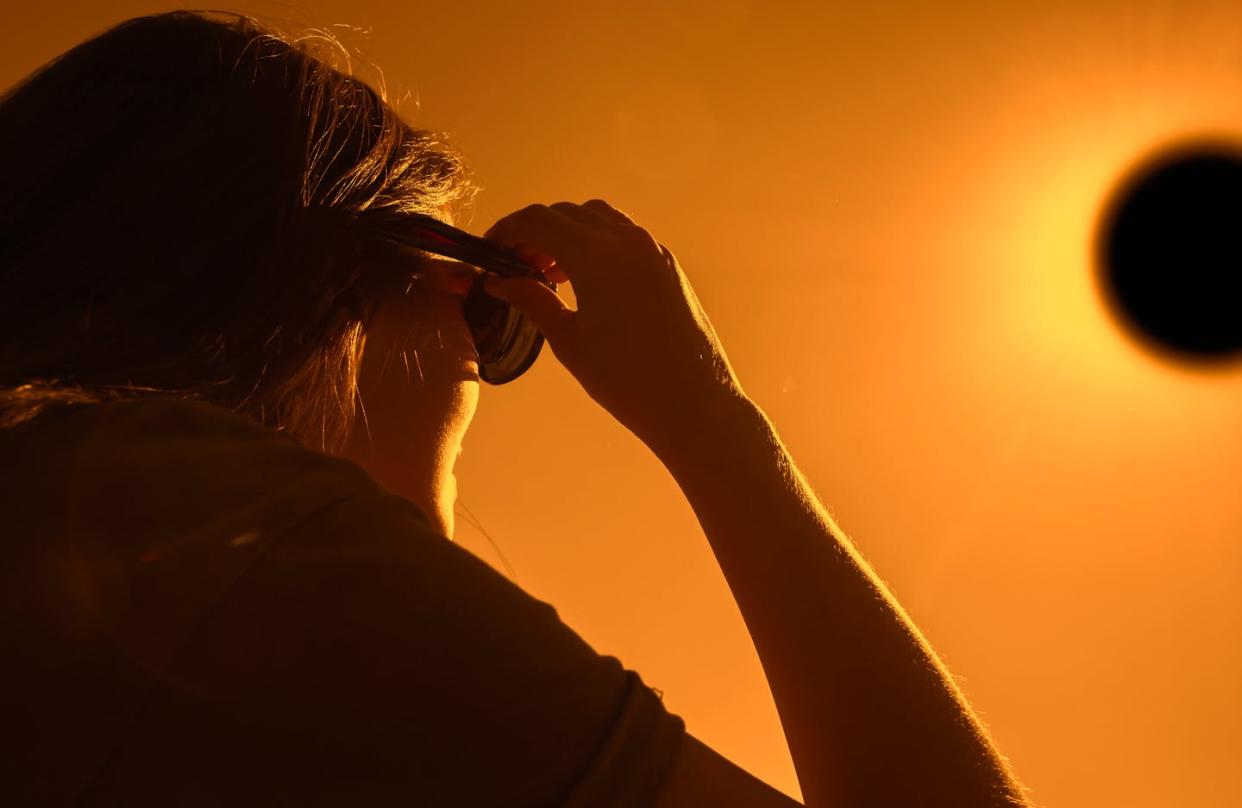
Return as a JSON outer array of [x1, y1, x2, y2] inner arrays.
[[647, 392, 1028, 808]]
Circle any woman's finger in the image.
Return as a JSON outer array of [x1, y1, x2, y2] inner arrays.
[[548, 200, 608, 228], [548, 199, 635, 229], [508, 241, 569, 284], [482, 273, 576, 348], [582, 198, 636, 225], [504, 240, 571, 284], [483, 204, 594, 287], [508, 241, 556, 269]]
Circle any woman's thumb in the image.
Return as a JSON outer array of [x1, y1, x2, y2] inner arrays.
[[483, 273, 574, 345]]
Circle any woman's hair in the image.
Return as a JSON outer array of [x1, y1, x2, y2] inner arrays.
[[0, 9, 478, 451]]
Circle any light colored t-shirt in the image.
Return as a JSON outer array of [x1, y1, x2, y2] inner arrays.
[[0, 396, 685, 806]]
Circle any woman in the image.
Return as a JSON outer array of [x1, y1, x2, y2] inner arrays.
[[0, 10, 1029, 807]]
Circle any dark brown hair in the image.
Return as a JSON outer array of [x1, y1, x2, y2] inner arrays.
[[0, 10, 478, 451]]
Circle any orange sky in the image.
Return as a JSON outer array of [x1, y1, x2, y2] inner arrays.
[[7, 2, 1242, 805]]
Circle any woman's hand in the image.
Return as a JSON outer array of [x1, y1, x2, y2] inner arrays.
[[481, 200, 748, 453]]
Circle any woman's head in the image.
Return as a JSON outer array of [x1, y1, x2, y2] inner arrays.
[[0, 10, 478, 451]]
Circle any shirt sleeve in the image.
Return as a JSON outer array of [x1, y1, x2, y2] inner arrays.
[[82, 489, 686, 807]]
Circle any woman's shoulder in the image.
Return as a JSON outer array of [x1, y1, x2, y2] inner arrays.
[[61, 394, 340, 461], [1, 396, 428, 802], [1, 394, 412, 564], [46, 393, 374, 482], [3, 395, 688, 806]]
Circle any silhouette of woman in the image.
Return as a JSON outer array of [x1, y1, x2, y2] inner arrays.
[[0, 11, 1029, 806]]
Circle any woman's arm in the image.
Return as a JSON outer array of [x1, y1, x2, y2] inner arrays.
[[480, 200, 1030, 807], [648, 390, 1029, 808]]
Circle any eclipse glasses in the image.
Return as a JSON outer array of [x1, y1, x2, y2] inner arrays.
[[363, 213, 556, 385]]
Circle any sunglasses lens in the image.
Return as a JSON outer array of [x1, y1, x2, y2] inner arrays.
[[462, 276, 551, 384]]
